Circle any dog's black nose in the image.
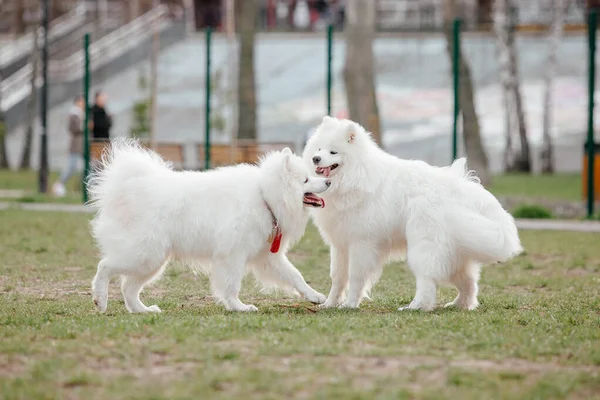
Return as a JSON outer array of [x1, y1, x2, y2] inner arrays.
[[312, 156, 321, 164], [325, 180, 331, 187]]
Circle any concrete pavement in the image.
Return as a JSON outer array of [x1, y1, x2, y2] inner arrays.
[[2, 201, 600, 232]]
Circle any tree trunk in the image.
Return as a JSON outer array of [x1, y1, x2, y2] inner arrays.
[[149, 0, 160, 149], [236, 0, 258, 140], [13, 1, 24, 36], [20, 28, 41, 170], [540, 0, 570, 174], [0, 122, 7, 169], [493, 0, 531, 172], [443, 0, 491, 185], [342, 0, 381, 146], [225, 0, 238, 162], [0, 72, 7, 169]]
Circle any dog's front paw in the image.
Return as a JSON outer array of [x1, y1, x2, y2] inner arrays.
[[236, 304, 258, 312], [398, 302, 435, 312], [92, 293, 107, 313], [339, 301, 360, 309], [305, 291, 327, 305], [146, 304, 162, 313], [319, 298, 340, 309]]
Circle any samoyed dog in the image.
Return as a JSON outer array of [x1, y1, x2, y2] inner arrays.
[[303, 117, 523, 311], [89, 139, 329, 313]]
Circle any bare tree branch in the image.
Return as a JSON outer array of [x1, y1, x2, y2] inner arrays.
[[541, 0, 570, 173], [493, 0, 531, 172], [20, 26, 41, 170]]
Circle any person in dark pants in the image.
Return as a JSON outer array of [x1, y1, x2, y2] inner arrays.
[[91, 91, 112, 140]]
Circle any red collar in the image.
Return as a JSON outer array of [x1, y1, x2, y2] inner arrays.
[[264, 200, 282, 253]]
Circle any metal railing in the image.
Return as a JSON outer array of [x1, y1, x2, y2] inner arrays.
[[0, 5, 170, 112], [376, 0, 588, 31], [50, 5, 169, 79], [0, 5, 86, 68]]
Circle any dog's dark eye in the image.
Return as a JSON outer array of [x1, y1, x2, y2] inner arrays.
[[330, 151, 338, 155], [304, 178, 308, 183]]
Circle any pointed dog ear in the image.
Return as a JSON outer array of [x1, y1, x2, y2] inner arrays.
[[322, 116, 335, 125], [282, 152, 292, 171], [347, 131, 355, 144], [281, 147, 292, 155]]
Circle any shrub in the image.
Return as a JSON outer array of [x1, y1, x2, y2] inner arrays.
[[511, 204, 553, 219], [130, 70, 151, 139]]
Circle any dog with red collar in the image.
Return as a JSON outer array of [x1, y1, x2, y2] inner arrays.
[[89, 140, 330, 313]]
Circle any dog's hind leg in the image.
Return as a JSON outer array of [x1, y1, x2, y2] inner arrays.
[[92, 258, 122, 312], [400, 210, 452, 311], [121, 263, 166, 313], [398, 275, 438, 311], [340, 243, 380, 309], [444, 261, 481, 310], [211, 255, 257, 312], [321, 245, 349, 308]]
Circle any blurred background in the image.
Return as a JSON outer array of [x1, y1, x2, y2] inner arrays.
[[0, 0, 598, 216]]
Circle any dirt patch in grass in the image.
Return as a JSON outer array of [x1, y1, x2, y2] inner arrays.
[[528, 253, 564, 264], [0, 354, 28, 378], [278, 355, 600, 374], [258, 355, 600, 396], [213, 339, 259, 356], [89, 358, 200, 382], [528, 266, 596, 278], [5, 284, 91, 298], [564, 268, 595, 277]]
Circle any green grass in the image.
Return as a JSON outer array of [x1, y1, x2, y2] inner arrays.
[[1, 210, 600, 399], [488, 173, 581, 202], [0, 170, 82, 204], [0, 170, 59, 190]]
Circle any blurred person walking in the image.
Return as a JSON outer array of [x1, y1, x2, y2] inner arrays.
[[52, 95, 86, 197]]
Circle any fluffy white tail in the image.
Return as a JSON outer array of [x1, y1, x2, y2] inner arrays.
[[87, 138, 172, 209], [443, 158, 522, 263], [447, 207, 523, 264]]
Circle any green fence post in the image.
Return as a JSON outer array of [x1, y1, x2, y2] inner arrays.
[[452, 18, 461, 162], [82, 33, 91, 203], [204, 26, 212, 170], [587, 10, 597, 218], [326, 24, 333, 116]]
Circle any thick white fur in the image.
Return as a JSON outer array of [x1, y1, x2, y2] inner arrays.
[[303, 117, 523, 311], [89, 139, 328, 313]]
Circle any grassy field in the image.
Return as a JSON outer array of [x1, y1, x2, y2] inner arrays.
[[0, 170, 583, 204], [1, 210, 599, 399], [488, 174, 581, 202], [0, 170, 81, 204]]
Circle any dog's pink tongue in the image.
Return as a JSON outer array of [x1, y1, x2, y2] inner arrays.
[[322, 167, 331, 177]]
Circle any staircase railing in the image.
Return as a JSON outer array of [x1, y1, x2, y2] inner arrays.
[[0, 5, 86, 69], [50, 5, 170, 80], [1, 5, 171, 112]]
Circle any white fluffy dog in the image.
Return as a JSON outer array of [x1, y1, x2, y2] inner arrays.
[[303, 117, 523, 311], [89, 140, 329, 313]]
